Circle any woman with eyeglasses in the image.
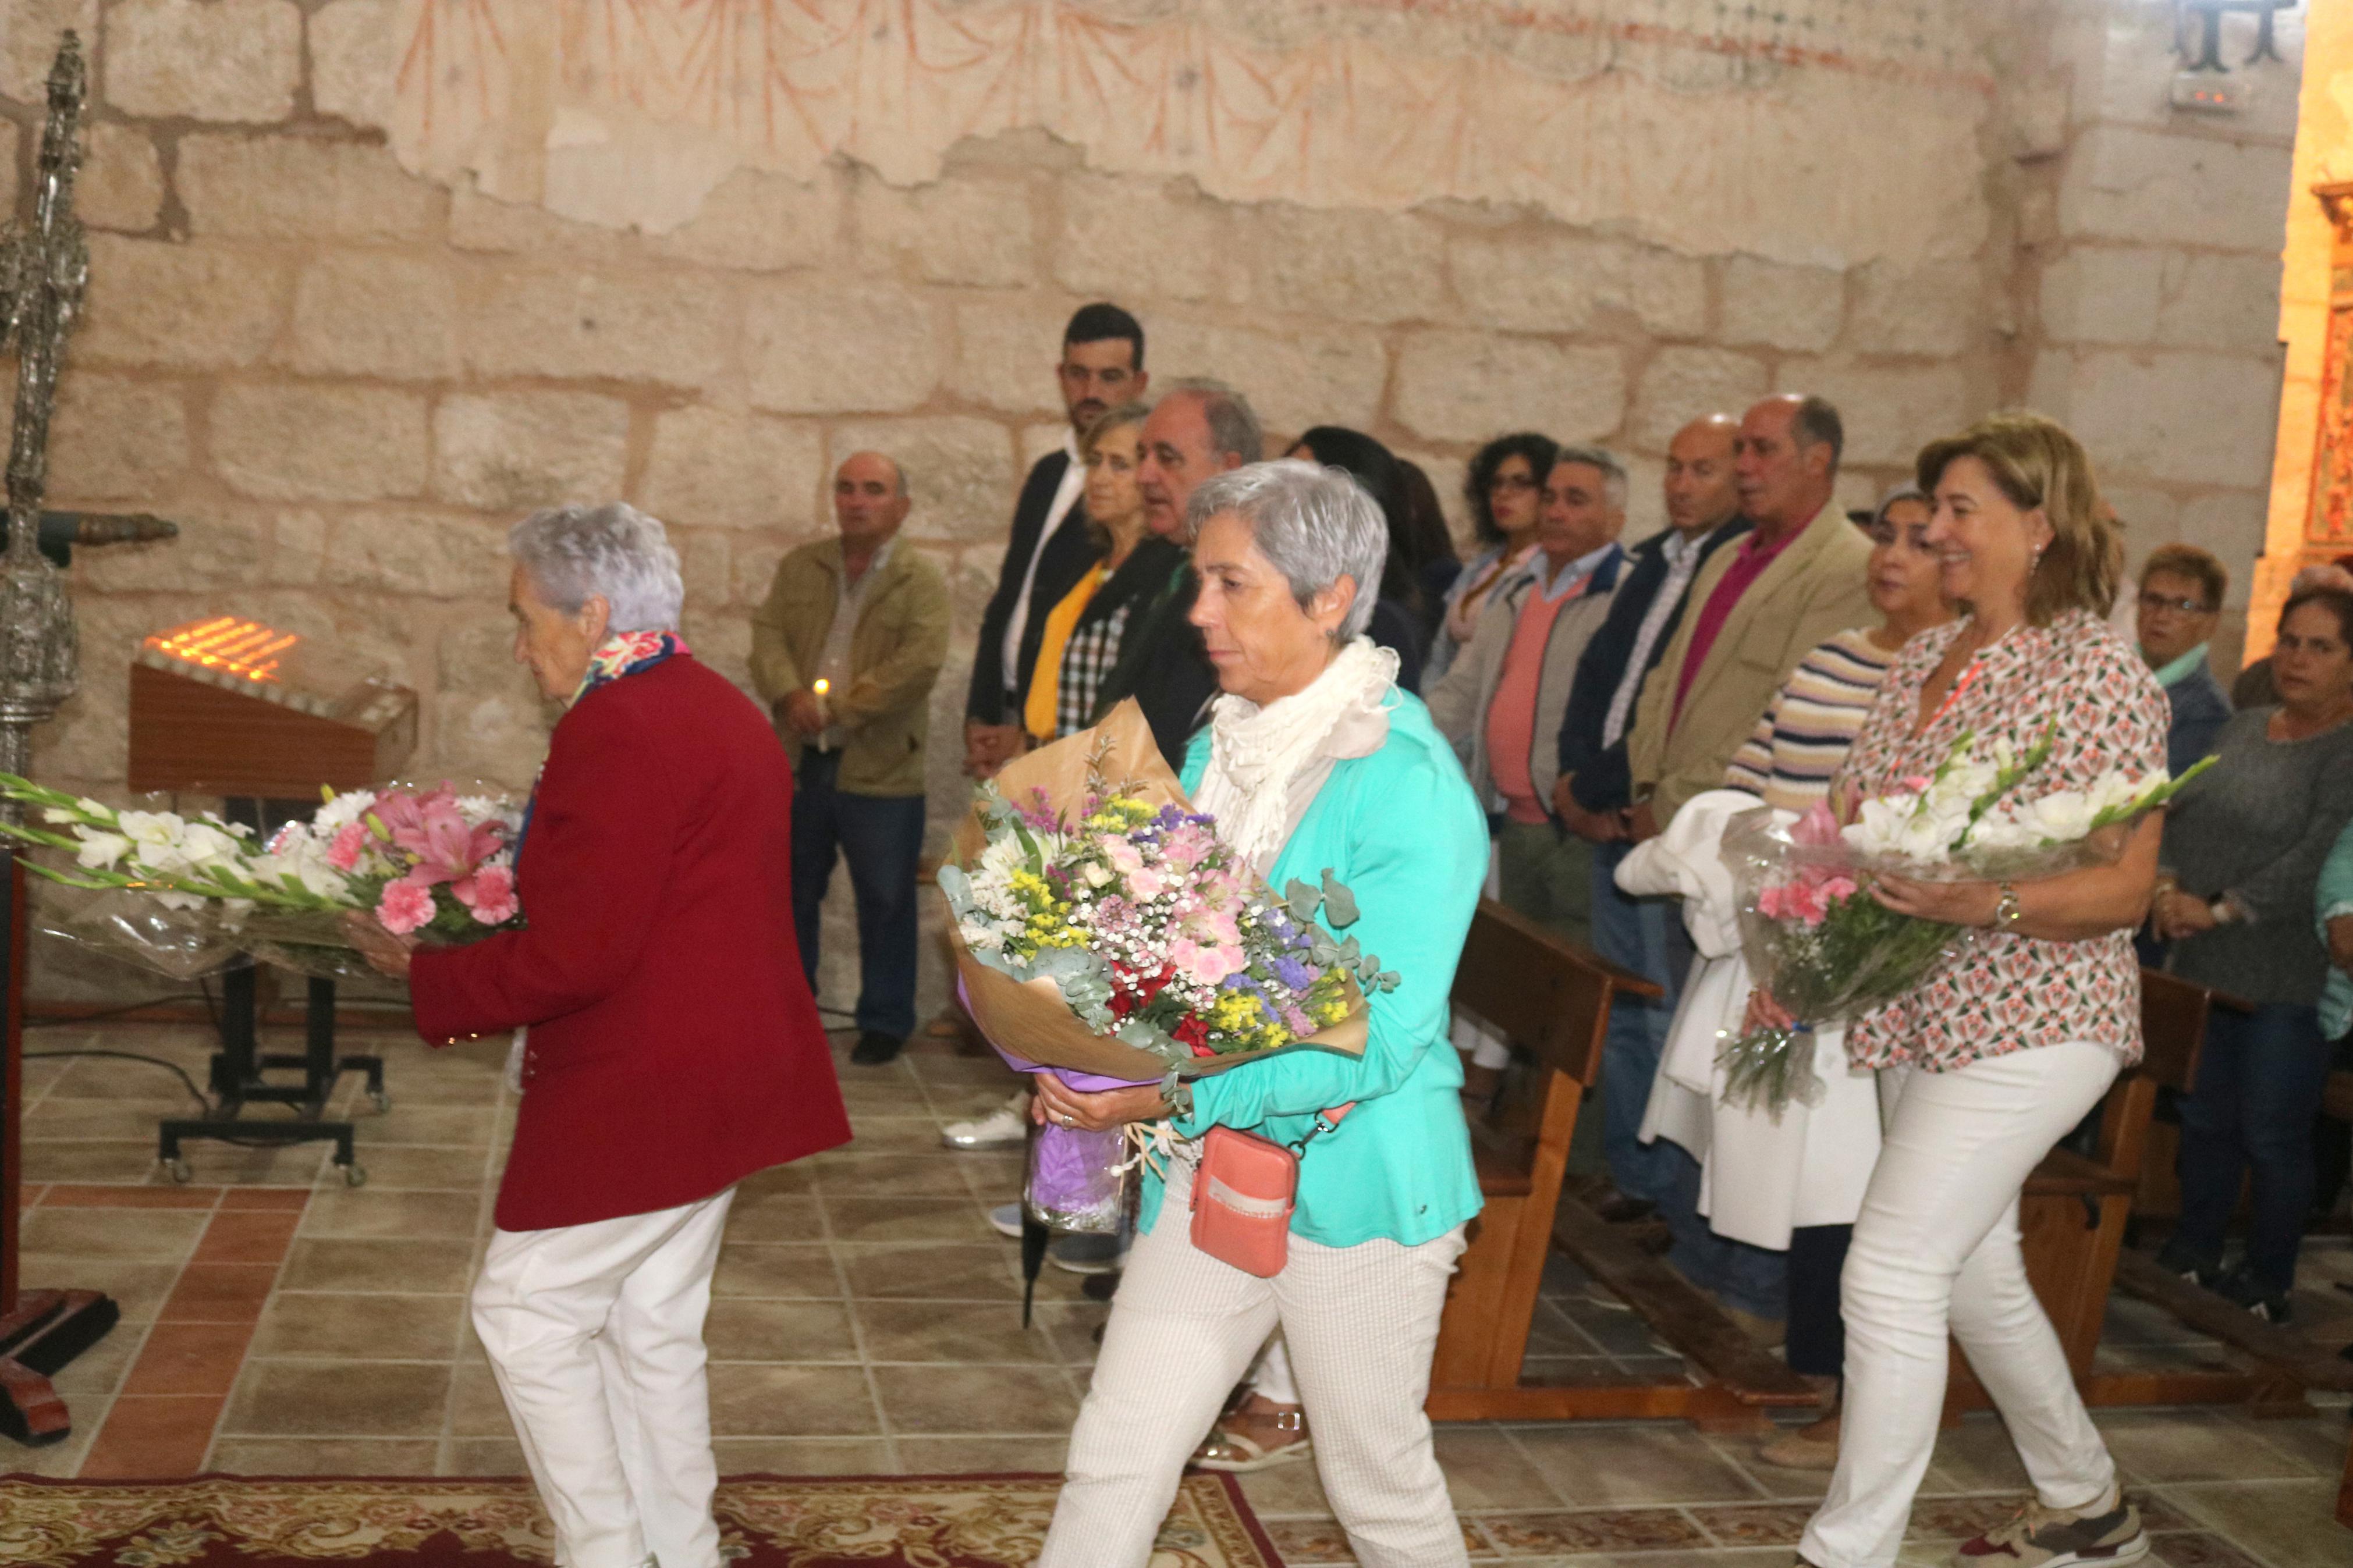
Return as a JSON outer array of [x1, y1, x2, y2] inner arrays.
[[1427, 432, 1557, 681], [2132, 544, 2233, 779], [2152, 584, 2353, 1323]]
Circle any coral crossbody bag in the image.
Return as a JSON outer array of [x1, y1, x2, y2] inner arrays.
[[1188, 1104, 1354, 1278]]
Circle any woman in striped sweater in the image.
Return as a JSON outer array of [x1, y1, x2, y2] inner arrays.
[[1623, 486, 1950, 1470], [1724, 486, 1953, 1467], [1726, 491, 1949, 809]]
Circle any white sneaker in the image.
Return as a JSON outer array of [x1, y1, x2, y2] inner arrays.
[[942, 1089, 1030, 1150], [988, 1201, 1024, 1239]]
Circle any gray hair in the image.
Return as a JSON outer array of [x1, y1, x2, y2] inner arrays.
[[1162, 377, 1264, 466], [1551, 443, 1628, 511], [1184, 459, 1386, 642], [508, 503, 684, 631]]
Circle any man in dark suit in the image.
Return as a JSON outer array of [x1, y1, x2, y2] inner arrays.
[[964, 302, 1149, 779], [1546, 414, 1749, 1217]]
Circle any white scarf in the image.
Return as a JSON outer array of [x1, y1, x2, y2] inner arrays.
[[1191, 637, 1399, 873]]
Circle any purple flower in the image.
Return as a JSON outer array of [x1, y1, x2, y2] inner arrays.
[[1270, 957, 1312, 993]]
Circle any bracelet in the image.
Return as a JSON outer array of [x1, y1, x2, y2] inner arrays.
[[1994, 883, 2022, 931]]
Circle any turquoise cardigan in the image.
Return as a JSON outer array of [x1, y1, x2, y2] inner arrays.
[[2320, 815, 2353, 1042], [1135, 688, 1490, 1249]]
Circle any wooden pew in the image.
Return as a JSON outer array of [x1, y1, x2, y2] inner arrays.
[[1424, 899, 1818, 1431]]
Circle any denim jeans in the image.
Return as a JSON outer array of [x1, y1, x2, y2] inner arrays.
[[2169, 1000, 2333, 1295], [1658, 1142, 1787, 1321], [1591, 839, 1678, 1203], [790, 749, 924, 1041]]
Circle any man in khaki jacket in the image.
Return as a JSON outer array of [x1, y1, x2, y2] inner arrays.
[[1622, 392, 1872, 1328], [1627, 394, 1874, 837], [752, 451, 950, 1065]]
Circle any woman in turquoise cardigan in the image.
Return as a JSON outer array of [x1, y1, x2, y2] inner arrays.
[[1034, 460, 1489, 1568]]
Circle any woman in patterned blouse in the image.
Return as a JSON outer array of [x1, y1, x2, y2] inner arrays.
[[1773, 415, 2169, 1568]]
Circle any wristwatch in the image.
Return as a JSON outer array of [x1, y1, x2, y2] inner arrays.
[[1994, 883, 2023, 931]]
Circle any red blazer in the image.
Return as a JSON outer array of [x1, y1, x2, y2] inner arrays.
[[410, 655, 850, 1231]]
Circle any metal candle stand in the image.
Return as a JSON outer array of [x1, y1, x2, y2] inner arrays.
[[154, 800, 386, 1190]]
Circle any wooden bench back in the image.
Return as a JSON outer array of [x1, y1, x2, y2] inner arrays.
[[1449, 898, 1658, 1089], [2085, 968, 2219, 1182]]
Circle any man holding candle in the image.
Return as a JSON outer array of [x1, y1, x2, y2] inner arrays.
[[753, 450, 950, 1065]]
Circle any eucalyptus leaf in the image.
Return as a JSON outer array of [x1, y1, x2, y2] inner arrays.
[[1319, 870, 1358, 927], [1284, 878, 1322, 923]]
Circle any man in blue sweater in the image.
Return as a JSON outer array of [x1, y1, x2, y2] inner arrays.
[[1549, 415, 1748, 1219]]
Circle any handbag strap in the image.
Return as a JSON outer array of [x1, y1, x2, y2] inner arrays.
[[1286, 1101, 1356, 1157]]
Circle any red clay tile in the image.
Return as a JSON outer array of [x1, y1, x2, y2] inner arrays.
[[158, 1264, 279, 1324], [194, 1211, 301, 1265], [118, 1322, 255, 1398], [41, 1185, 222, 1208], [80, 1393, 224, 1479], [218, 1187, 311, 1213]]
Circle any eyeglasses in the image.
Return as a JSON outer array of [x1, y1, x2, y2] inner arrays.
[[2137, 591, 2214, 616]]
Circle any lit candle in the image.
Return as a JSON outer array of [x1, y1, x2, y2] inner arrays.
[[811, 677, 830, 724]]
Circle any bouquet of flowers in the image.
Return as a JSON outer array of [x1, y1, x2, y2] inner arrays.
[[0, 774, 523, 979], [1716, 728, 2212, 1114], [941, 702, 1386, 1235]]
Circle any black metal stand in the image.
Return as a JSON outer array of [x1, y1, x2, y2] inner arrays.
[[152, 798, 385, 1187]]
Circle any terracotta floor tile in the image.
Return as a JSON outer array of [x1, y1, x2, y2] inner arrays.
[[298, 1187, 482, 1240], [438, 1437, 530, 1477], [331, 1145, 495, 1190], [836, 1243, 1021, 1301], [15, 1206, 210, 1262], [822, 1196, 994, 1244], [1512, 1425, 1764, 1507], [707, 1364, 881, 1437], [892, 1436, 1069, 1474], [193, 1210, 303, 1264], [711, 1244, 843, 1300], [221, 1359, 454, 1438], [118, 1321, 255, 1397], [209, 1436, 442, 1476], [20, 1141, 175, 1184], [448, 1363, 517, 1438], [80, 1393, 225, 1478], [869, 1364, 1079, 1435], [711, 1437, 897, 1475], [721, 1193, 826, 1243], [219, 1187, 313, 1212], [39, 1184, 221, 1208], [704, 1298, 860, 1363], [853, 1299, 1063, 1364], [278, 1236, 473, 1294], [249, 1292, 467, 1360], [159, 1263, 282, 1323]]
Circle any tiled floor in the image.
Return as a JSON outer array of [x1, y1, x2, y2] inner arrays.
[[8, 1018, 2352, 1567]]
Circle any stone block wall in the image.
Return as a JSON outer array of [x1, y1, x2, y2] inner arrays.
[[2027, 0, 2304, 669]]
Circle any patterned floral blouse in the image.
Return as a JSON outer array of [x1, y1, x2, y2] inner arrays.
[[1834, 610, 2169, 1073]]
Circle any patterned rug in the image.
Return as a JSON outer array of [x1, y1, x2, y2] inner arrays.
[[0, 1474, 1284, 1567]]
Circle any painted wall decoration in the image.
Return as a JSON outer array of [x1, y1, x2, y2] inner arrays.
[[386, 0, 1996, 267]]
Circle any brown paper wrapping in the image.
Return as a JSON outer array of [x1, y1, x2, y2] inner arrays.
[[942, 699, 1368, 1083]]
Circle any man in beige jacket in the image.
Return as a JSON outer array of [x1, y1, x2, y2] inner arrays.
[[752, 451, 951, 1065], [1622, 392, 1872, 1328], [1627, 394, 1874, 840]]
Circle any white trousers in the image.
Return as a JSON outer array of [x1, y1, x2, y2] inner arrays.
[[1043, 1158, 1469, 1568], [473, 1190, 736, 1568], [1800, 1042, 2121, 1568]]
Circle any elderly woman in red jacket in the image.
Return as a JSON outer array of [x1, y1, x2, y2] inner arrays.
[[353, 502, 849, 1568]]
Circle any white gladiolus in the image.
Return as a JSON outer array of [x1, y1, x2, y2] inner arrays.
[[74, 831, 131, 870], [312, 790, 377, 832], [176, 822, 246, 873]]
